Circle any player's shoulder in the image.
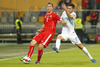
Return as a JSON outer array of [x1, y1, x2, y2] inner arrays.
[[51, 12, 59, 17], [62, 11, 67, 16], [45, 12, 57, 16], [44, 13, 47, 16], [62, 11, 66, 14], [71, 12, 76, 18], [71, 12, 76, 15], [52, 12, 58, 15]]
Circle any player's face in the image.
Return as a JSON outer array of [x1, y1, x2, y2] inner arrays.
[[46, 4, 53, 13], [67, 6, 74, 13]]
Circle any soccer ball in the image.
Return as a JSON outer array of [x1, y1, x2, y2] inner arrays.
[[22, 56, 31, 64]]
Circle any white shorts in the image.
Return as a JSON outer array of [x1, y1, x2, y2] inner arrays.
[[59, 31, 81, 44]]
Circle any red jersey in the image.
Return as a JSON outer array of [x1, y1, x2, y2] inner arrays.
[[33, 12, 61, 48], [90, 13, 97, 20], [43, 12, 61, 32], [96, 36, 100, 40], [95, 0, 100, 2], [82, 0, 89, 8]]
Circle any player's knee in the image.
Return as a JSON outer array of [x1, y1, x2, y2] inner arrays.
[[30, 40, 37, 46], [76, 44, 83, 49], [57, 35, 62, 40], [38, 44, 44, 50]]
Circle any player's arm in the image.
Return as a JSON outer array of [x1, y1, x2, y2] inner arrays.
[[62, 3, 73, 19], [58, 20, 67, 25], [57, 13, 67, 24], [37, 24, 44, 33], [55, 12, 67, 25]]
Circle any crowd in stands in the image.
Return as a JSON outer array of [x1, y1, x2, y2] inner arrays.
[[0, 0, 100, 43], [82, 0, 100, 9], [0, 0, 99, 25], [82, 0, 100, 28]]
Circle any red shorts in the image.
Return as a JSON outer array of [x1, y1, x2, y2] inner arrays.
[[32, 31, 54, 48]]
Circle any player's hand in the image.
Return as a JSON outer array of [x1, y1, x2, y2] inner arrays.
[[62, 3, 67, 9], [62, 21, 67, 25], [37, 30, 41, 33], [62, 21, 67, 26], [57, 21, 61, 24], [64, 21, 67, 24]]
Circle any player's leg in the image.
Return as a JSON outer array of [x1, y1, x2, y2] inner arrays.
[[20, 32, 43, 63], [20, 39, 37, 63], [76, 43, 97, 63], [51, 35, 64, 53], [27, 33, 43, 58], [70, 34, 97, 63], [69, 32, 96, 63], [35, 43, 44, 64], [27, 39, 37, 57], [35, 32, 54, 64], [76, 43, 93, 60], [56, 35, 64, 50]]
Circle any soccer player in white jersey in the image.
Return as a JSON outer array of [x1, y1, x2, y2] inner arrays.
[[51, 3, 97, 63]]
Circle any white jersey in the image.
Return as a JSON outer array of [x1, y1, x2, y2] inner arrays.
[[59, 11, 81, 44], [61, 11, 76, 34]]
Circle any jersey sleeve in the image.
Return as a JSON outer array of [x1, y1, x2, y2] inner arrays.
[[54, 13, 62, 21]]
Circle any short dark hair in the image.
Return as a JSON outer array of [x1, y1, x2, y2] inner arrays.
[[68, 3, 75, 9], [46, 2, 53, 7]]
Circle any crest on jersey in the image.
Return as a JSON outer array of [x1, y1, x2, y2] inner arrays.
[[50, 15, 52, 17]]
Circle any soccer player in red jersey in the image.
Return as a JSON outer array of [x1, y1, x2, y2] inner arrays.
[[21, 2, 66, 64]]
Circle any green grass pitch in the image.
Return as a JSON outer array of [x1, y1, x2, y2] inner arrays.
[[0, 43, 100, 67]]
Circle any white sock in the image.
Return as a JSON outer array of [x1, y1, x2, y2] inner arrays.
[[82, 47, 93, 60], [56, 39, 61, 50]]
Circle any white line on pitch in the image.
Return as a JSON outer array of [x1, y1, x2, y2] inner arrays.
[[0, 48, 77, 61], [0, 45, 97, 61]]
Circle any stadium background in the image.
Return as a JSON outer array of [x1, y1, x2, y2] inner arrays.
[[0, 0, 100, 67], [0, 0, 99, 43]]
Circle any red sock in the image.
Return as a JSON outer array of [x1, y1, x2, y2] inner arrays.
[[37, 49, 43, 62], [28, 45, 35, 57]]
